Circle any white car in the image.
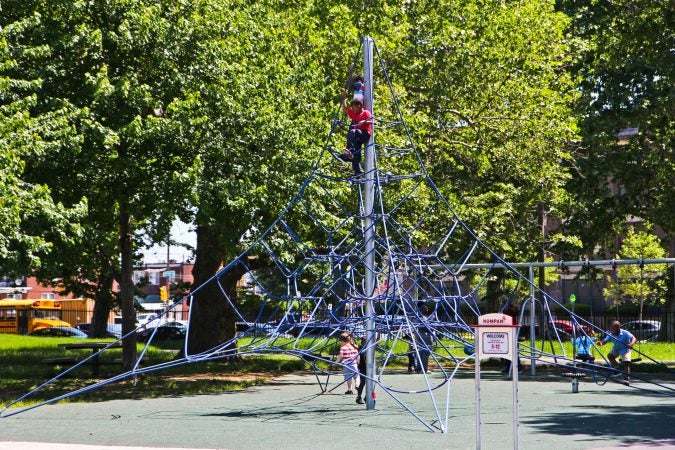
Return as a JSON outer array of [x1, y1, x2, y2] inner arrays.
[[622, 320, 661, 342], [136, 313, 164, 328]]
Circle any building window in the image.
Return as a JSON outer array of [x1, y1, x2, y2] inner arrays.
[[41, 293, 56, 300], [6, 293, 22, 300]]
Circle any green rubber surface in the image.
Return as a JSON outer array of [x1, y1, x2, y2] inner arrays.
[[2, 371, 674, 449]]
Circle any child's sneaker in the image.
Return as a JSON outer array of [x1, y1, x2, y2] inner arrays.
[[356, 397, 364, 404], [345, 390, 353, 395]]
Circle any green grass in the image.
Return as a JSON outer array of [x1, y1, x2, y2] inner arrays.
[[521, 339, 675, 363], [240, 334, 675, 366], [0, 334, 306, 409], [2, 334, 673, 410]]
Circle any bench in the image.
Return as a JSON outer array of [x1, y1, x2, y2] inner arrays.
[[43, 357, 78, 366], [112, 357, 149, 364]]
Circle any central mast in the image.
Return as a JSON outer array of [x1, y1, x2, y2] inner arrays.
[[362, 36, 377, 411]]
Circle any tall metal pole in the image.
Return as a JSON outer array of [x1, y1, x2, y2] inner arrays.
[[528, 265, 536, 376], [475, 333, 482, 450], [362, 36, 377, 411], [512, 328, 520, 450]]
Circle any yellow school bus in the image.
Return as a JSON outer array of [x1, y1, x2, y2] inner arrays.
[[0, 299, 72, 334]]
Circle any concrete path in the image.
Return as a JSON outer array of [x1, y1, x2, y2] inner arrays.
[[1, 371, 674, 450]]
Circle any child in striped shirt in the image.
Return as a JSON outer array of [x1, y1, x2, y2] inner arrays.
[[335, 332, 359, 395]]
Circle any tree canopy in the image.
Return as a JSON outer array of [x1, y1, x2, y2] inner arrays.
[[0, 0, 671, 348]]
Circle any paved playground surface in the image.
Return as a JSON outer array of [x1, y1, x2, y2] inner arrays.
[[2, 371, 674, 450]]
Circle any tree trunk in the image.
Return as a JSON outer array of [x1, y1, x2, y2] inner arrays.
[[187, 224, 239, 356], [484, 267, 505, 313], [90, 272, 114, 338], [119, 204, 137, 370]]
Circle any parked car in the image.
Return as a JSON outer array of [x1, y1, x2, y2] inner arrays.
[[137, 321, 187, 342], [76, 323, 122, 338], [235, 321, 275, 337], [136, 313, 157, 324], [548, 320, 593, 339], [31, 327, 88, 338], [621, 320, 661, 342]]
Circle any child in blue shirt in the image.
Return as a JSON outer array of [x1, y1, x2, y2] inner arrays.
[[572, 334, 595, 363]]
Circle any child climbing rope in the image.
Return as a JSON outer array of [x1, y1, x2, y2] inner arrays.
[[336, 85, 373, 177], [351, 74, 365, 102]]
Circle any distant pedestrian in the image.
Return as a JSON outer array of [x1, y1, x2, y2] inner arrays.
[[407, 337, 418, 373], [416, 306, 434, 374], [355, 337, 367, 404], [597, 321, 636, 384], [335, 332, 359, 395], [502, 301, 521, 374]]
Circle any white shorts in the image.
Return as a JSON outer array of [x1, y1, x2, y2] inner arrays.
[[609, 350, 631, 362], [343, 364, 358, 381]]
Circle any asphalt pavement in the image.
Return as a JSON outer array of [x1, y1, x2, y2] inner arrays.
[[2, 371, 674, 450]]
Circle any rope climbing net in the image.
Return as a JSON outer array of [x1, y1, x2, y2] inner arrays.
[[2, 38, 673, 432]]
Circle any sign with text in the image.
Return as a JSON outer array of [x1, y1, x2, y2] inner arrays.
[[482, 331, 509, 355], [475, 313, 516, 361], [477, 313, 513, 326]]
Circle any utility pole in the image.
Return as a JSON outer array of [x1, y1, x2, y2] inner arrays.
[[362, 36, 377, 411]]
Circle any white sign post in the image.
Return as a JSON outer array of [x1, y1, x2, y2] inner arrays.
[[473, 313, 520, 450]]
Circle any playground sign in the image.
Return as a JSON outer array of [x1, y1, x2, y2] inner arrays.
[[482, 331, 509, 355], [475, 313, 515, 361], [473, 313, 520, 450]]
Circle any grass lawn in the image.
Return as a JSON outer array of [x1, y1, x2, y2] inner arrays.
[[516, 339, 675, 364], [2, 333, 673, 410], [0, 334, 306, 409]]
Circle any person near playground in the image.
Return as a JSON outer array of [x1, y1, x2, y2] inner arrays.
[[572, 331, 596, 364], [337, 91, 373, 177], [416, 306, 434, 374], [355, 337, 368, 404], [597, 320, 636, 383], [407, 337, 418, 373], [335, 332, 359, 395], [416, 327, 434, 374], [502, 301, 521, 374]]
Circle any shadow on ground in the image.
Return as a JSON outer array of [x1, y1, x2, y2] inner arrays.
[[521, 403, 675, 446]]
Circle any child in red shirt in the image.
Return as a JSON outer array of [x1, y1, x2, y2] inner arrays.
[[337, 92, 373, 177], [335, 332, 359, 395]]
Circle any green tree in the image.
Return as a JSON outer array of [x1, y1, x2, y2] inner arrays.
[[184, 2, 341, 354], [603, 227, 668, 322], [186, 0, 583, 352], [559, 0, 674, 253], [0, 13, 85, 276], [0, 1, 224, 365]]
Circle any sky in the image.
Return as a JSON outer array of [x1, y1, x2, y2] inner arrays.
[[141, 220, 196, 264]]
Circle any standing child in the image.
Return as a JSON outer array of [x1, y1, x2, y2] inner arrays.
[[335, 332, 359, 395], [355, 337, 368, 404], [336, 91, 373, 177]]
